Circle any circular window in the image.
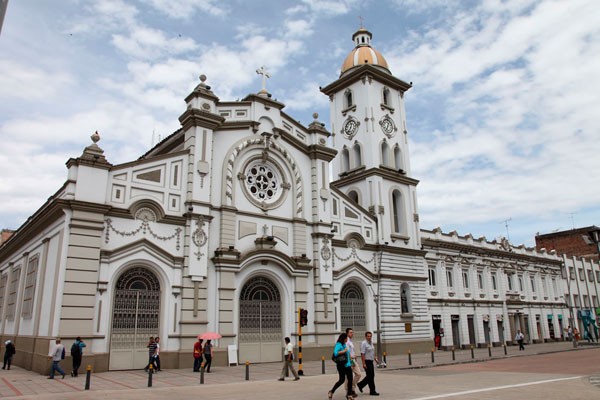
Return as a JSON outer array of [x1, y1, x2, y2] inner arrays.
[[243, 160, 284, 204]]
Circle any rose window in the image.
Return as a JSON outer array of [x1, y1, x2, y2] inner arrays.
[[245, 162, 280, 202]]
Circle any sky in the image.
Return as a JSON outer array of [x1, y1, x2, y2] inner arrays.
[[0, 0, 599, 247]]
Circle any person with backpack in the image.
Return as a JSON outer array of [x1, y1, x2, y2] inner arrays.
[[47, 338, 66, 379], [70, 337, 86, 377], [2, 340, 16, 370]]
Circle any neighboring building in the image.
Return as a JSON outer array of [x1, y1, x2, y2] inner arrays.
[[535, 226, 600, 261], [0, 28, 432, 373], [0, 229, 14, 245], [563, 255, 600, 337], [422, 229, 566, 348]]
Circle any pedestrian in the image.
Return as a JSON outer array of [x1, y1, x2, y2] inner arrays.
[[2, 340, 16, 370], [47, 338, 66, 379], [567, 326, 573, 342], [278, 337, 300, 381], [193, 338, 204, 372], [154, 336, 161, 371], [203, 339, 213, 372], [70, 336, 86, 377], [328, 333, 354, 400], [345, 328, 361, 397], [515, 330, 525, 351], [357, 331, 380, 396], [144, 337, 158, 372]]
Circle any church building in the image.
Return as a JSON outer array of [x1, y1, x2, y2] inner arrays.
[[0, 27, 578, 373]]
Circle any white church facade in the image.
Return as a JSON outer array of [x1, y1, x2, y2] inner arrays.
[[0, 28, 583, 373]]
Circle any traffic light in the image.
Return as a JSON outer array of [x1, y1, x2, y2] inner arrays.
[[300, 308, 308, 327]]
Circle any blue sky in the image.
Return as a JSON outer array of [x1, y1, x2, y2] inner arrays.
[[1, 0, 599, 247]]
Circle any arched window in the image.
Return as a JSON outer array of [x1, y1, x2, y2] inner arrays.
[[381, 141, 391, 167], [341, 282, 366, 336], [341, 147, 350, 173], [392, 189, 404, 234], [394, 146, 403, 171], [348, 190, 359, 204], [345, 89, 353, 108], [401, 283, 411, 314], [352, 142, 362, 169], [382, 87, 390, 106]]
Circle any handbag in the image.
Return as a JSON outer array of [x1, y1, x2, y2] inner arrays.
[[332, 351, 347, 364]]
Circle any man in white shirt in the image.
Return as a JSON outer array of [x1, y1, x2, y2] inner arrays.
[[346, 328, 362, 396], [47, 338, 65, 379], [357, 331, 380, 396], [278, 337, 300, 381]]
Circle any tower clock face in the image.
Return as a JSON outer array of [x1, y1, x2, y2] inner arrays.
[[341, 117, 359, 139], [379, 115, 396, 138]]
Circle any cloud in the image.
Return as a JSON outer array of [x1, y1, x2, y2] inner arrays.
[[140, 0, 228, 19], [0, 60, 73, 100], [112, 26, 198, 60]]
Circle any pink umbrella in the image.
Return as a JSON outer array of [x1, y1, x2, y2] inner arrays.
[[198, 332, 222, 340]]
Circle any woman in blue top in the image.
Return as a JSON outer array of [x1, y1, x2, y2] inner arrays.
[[328, 333, 354, 400]]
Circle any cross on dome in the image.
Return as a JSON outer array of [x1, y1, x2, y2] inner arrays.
[[256, 65, 271, 95]]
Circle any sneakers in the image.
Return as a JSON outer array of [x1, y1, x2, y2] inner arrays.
[[278, 378, 285, 381], [62, 373, 65, 379], [294, 377, 300, 381], [47, 377, 54, 379]]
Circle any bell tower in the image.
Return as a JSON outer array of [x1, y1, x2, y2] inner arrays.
[[321, 27, 421, 249]]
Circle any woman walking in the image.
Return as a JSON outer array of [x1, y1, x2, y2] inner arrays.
[[203, 339, 213, 372], [328, 333, 354, 400]]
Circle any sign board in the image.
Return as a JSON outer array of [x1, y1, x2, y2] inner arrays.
[[227, 344, 238, 366], [405, 323, 412, 333]]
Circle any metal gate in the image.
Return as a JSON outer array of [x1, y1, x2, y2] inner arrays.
[[239, 276, 282, 363], [340, 283, 366, 336], [109, 267, 161, 370]]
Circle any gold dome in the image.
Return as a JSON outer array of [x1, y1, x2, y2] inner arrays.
[[340, 28, 390, 76]]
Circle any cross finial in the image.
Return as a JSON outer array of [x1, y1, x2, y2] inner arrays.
[[358, 15, 364, 28], [256, 66, 271, 93]]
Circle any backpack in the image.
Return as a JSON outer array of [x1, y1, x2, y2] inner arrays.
[[71, 342, 81, 357], [61, 346, 66, 359]]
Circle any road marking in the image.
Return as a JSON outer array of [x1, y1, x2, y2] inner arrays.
[[409, 376, 583, 400], [1, 377, 23, 396]]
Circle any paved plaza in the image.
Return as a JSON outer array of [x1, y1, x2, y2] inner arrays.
[[1, 342, 599, 399]]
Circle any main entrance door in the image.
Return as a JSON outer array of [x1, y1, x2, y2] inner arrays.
[[340, 283, 367, 337], [239, 276, 282, 363], [109, 267, 161, 370]]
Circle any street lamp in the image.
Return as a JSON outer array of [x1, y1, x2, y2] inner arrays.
[[367, 283, 382, 364]]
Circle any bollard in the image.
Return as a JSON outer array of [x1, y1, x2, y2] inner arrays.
[[431, 348, 435, 363], [245, 361, 250, 381], [503, 344, 507, 356], [84, 365, 92, 390], [408, 350, 412, 366], [321, 356, 325, 375], [200, 362, 205, 384], [147, 363, 153, 387], [383, 351, 387, 366], [452, 347, 455, 361], [488, 344, 492, 358], [470, 345, 474, 359]]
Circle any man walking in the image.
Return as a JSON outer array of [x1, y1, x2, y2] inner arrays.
[[357, 331, 379, 396], [278, 337, 299, 381], [515, 330, 525, 351], [47, 338, 66, 379], [346, 328, 362, 397], [70, 336, 86, 377], [2, 340, 16, 370]]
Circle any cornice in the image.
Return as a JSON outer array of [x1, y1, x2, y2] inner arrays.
[[178, 108, 225, 131], [114, 149, 189, 170], [242, 93, 286, 110], [320, 64, 412, 96], [308, 144, 337, 161], [422, 238, 563, 266], [331, 167, 420, 188]]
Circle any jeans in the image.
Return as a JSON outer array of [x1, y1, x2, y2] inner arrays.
[[193, 356, 203, 371], [204, 354, 212, 372], [50, 360, 65, 378], [331, 363, 353, 396], [72, 354, 82, 376]]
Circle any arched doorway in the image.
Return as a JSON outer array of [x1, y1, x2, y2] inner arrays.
[[340, 282, 367, 337], [109, 267, 161, 370], [239, 276, 282, 363]]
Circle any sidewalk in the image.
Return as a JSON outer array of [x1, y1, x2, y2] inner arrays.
[[0, 341, 587, 398]]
